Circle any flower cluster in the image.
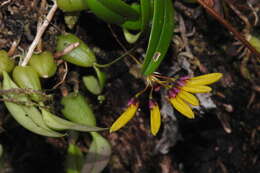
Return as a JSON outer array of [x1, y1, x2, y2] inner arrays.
[[110, 73, 222, 135]]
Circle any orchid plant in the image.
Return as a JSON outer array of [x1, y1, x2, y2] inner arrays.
[[56, 0, 223, 136]]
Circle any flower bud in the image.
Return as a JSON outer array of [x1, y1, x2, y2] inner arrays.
[[110, 98, 139, 132], [149, 99, 161, 136]]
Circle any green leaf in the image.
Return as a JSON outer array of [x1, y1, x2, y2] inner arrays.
[[97, 0, 139, 21], [121, 3, 142, 31], [0, 50, 15, 76], [249, 34, 260, 52], [56, 34, 96, 67], [61, 93, 96, 126], [64, 12, 80, 30], [94, 66, 106, 91], [140, 0, 151, 31], [2, 71, 64, 137], [41, 109, 106, 132], [65, 143, 84, 173], [86, 0, 126, 24], [123, 28, 142, 44], [29, 51, 57, 78], [57, 0, 88, 12], [83, 76, 102, 95], [12, 66, 42, 101], [81, 132, 111, 173], [141, 0, 175, 75]]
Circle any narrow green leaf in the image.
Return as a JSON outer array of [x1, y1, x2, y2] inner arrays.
[[2, 71, 64, 137], [140, 0, 151, 31], [141, 0, 165, 73], [121, 3, 142, 31], [98, 0, 139, 20], [42, 109, 106, 132], [141, 0, 175, 75], [86, 0, 126, 24], [93, 66, 107, 91], [57, 0, 88, 12]]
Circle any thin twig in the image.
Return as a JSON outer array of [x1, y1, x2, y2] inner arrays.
[[247, 1, 259, 26], [0, 88, 51, 99], [52, 61, 68, 89], [178, 14, 194, 58], [247, 91, 255, 108], [36, 0, 48, 52], [196, 0, 260, 58], [224, 0, 251, 33], [21, 1, 58, 66], [0, 98, 50, 109], [53, 42, 80, 58], [0, 0, 11, 7], [8, 39, 20, 57], [107, 24, 141, 65], [94, 47, 137, 68]]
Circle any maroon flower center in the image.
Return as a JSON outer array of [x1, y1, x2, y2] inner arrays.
[[168, 76, 190, 98], [168, 87, 180, 98], [149, 99, 157, 109], [127, 98, 139, 106]]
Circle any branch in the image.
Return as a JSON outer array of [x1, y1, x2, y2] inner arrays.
[[21, 1, 58, 66]]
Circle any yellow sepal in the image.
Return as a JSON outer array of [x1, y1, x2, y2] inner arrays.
[[169, 96, 194, 119], [188, 73, 222, 86], [182, 85, 212, 93], [150, 105, 161, 136], [110, 104, 138, 132], [178, 90, 199, 106]]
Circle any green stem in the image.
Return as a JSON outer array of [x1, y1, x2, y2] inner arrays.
[[93, 47, 136, 68], [135, 84, 149, 98], [149, 87, 153, 99]]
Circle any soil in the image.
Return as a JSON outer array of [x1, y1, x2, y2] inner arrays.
[[0, 0, 259, 173]]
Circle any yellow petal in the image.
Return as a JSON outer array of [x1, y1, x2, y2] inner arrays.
[[182, 85, 212, 93], [169, 96, 194, 119], [178, 90, 199, 106], [188, 73, 223, 86], [150, 105, 161, 136], [110, 104, 138, 132]]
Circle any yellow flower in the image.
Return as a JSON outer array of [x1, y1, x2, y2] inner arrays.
[[110, 73, 222, 135], [168, 73, 222, 118], [149, 99, 161, 136], [110, 98, 139, 133]]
